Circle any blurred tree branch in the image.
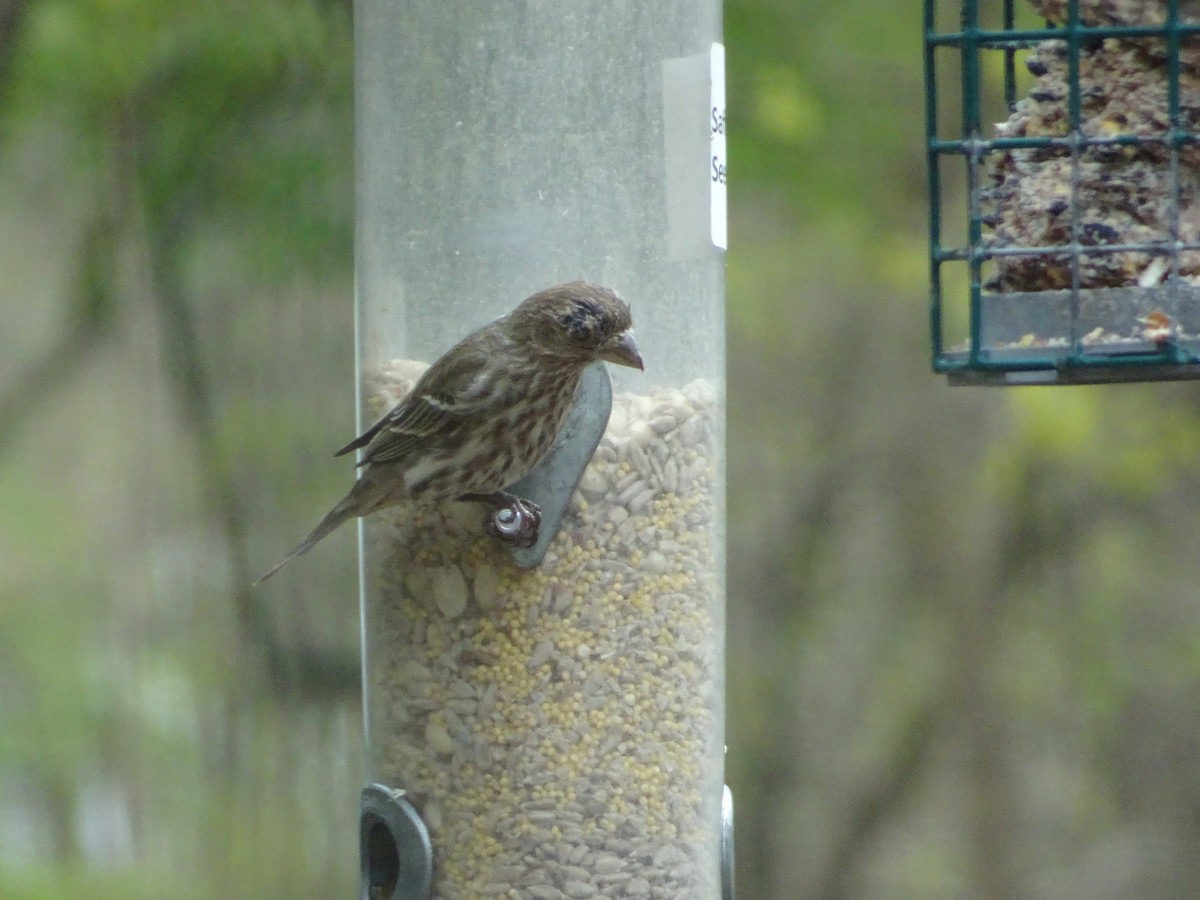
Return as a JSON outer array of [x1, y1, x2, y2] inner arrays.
[[5, 2, 354, 697], [144, 210, 358, 700], [0, 198, 120, 457], [814, 692, 947, 900], [0, 1, 110, 456], [128, 55, 358, 702]]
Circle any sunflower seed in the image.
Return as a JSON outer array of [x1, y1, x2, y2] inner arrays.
[[367, 374, 723, 898]]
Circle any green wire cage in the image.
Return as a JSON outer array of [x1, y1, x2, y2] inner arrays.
[[926, 0, 1200, 385]]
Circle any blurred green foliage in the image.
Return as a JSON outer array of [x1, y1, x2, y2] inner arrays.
[[9, 0, 351, 279], [4, 0, 1200, 898]]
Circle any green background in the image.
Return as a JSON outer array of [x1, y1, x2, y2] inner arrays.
[[3, 1, 1200, 897]]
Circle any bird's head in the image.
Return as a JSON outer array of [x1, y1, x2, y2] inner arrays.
[[509, 281, 644, 371]]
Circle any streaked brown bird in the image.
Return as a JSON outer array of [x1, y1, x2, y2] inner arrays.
[[256, 281, 642, 583]]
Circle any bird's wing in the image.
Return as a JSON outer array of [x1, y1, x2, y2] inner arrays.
[[334, 408, 393, 457], [343, 342, 496, 468]]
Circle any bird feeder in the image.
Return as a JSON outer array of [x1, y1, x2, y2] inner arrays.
[[926, 0, 1200, 385], [354, 3, 730, 898]]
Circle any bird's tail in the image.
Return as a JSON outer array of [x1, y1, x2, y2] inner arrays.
[[254, 492, 360, 584]]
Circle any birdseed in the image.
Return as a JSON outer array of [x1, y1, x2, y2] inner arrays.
[[983, 0, 1200, 293], [361, 362, 724, 899]]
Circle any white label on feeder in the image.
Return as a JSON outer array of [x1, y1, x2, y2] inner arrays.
[[710, 42, 727, 250]]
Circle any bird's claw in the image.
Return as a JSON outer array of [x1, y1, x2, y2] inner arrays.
[[461, 491, 542, 548]]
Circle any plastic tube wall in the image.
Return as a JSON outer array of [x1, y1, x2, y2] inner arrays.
[[356, 3, 725, 896]]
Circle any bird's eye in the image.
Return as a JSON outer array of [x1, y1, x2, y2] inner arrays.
[[559, 299, 602, 341]]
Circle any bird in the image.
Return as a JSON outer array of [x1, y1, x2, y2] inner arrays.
[[256, 281, 643, 583]]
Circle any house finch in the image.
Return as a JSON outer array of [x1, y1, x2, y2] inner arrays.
[[256, 281, 643, 583]]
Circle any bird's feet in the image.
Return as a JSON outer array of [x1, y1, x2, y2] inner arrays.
[[460, 491, 542, 549]]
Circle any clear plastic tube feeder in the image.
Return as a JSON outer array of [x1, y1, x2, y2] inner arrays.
[[355, 2, 729, 898]]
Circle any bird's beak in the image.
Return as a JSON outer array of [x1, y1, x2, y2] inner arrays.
[[602, 329, 644, 370]]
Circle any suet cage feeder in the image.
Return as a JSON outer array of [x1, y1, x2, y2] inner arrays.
[[354, 2, 730, 898], [926, 0, 1200, 385]]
